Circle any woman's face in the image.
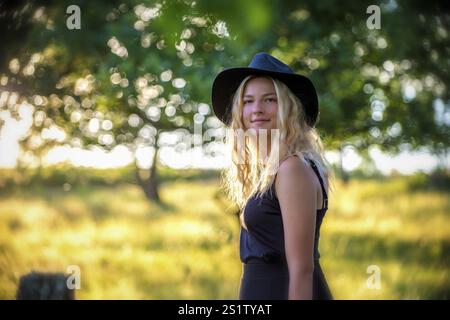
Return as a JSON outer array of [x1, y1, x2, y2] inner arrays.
[[242, 77, 278, 132]]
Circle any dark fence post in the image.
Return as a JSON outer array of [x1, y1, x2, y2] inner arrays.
[[16, 272, 75, 300]]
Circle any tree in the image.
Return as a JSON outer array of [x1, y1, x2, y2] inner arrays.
[[0, 0, 260, 201], [223, 0, 450, 176], [0, 0, 448, 203]]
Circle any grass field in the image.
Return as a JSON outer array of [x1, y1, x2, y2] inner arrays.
[[0, 173, 449, 299]]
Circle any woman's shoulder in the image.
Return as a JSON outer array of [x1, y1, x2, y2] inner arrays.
[[276, 153, 328, 196], [277, 153, 310, 175], [273, 153, 320, 212], [276, 153, 317, 187]]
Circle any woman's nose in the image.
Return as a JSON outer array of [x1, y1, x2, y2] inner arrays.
[[252, 100, 264, 113]]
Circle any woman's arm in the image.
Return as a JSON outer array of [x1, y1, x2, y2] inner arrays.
[[275, 155, 317, 300]]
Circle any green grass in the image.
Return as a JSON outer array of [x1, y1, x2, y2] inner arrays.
[[0, 175, 449, 299]]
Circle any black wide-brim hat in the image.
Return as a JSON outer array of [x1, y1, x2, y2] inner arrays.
[[211, 52, 319, 127]]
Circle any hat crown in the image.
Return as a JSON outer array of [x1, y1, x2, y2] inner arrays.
[[249, 52, 294, 74]]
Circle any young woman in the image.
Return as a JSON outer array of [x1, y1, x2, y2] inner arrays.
[[211, 52, 333, 300]]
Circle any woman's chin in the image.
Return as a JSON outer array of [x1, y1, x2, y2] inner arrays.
[[243, 123, 276, 135], [253, 126, 276, 135]]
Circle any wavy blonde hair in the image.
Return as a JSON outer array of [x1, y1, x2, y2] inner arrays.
[[221, 75, 333, 211]]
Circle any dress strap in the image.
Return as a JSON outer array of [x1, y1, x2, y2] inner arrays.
[[305, 158, 328, 210]]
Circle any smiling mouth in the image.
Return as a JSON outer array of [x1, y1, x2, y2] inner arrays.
[[251, 119, 270, 123]]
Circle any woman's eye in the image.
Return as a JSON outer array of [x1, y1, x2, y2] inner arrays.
[[265, 98, 276, 102], [243, 100, 252, 105]]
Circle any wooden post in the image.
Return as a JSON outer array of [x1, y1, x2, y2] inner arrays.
[[16, 272, 75, 300]]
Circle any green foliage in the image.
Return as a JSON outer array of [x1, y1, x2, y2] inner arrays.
[[0, 0, 448, 164], [408, 170, 450, 192]]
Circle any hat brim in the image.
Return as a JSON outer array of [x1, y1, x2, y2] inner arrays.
[[211, 67, 319, 127]]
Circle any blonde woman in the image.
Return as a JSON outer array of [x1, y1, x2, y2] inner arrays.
[[211, 53, 333, 300]]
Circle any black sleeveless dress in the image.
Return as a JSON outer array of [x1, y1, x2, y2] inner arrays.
[[239, 157, 333, 300]]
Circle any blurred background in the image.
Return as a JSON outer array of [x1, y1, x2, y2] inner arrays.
[[0, 0, 449, 299]]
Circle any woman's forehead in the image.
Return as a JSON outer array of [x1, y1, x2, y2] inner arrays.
[[244, 77, 276, 95]]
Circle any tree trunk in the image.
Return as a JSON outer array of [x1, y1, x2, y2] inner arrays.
[[135, 145, 161, 203]]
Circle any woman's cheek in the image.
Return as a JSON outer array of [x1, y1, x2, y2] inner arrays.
[[243, 109, 251, 125]]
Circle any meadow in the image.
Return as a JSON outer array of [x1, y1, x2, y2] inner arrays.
[[0, 168, 449, 299]]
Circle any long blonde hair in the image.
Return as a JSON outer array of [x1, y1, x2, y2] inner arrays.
[[221, 75, 333, 211]]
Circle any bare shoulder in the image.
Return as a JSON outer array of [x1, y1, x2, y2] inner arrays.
[[277, 154, 315, 180], [275, 154, 318, 222], [275, 154, 317, 192]]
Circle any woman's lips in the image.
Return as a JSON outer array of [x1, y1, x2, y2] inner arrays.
[[251, 120, 269, 124]]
